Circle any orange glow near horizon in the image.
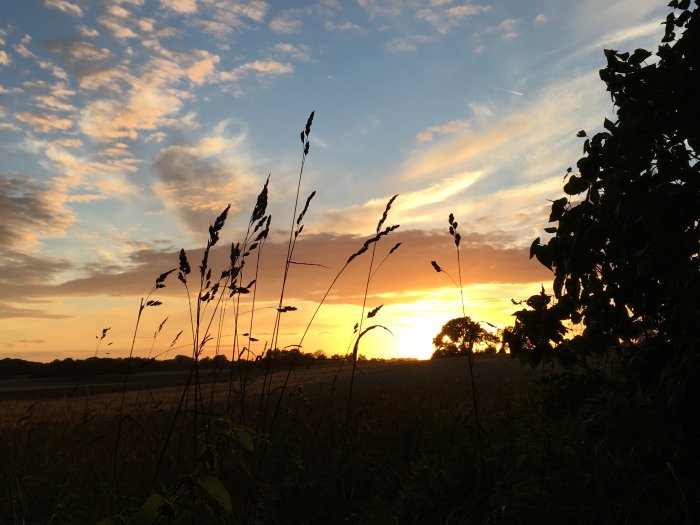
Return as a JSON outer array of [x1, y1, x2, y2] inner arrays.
[[0, 282, 547, 363]]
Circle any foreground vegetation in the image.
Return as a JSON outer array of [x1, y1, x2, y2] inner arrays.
[[2, 1, 700, 522]]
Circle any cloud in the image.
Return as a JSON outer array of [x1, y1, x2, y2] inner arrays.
[[44, 0, 83, 17], [586, 20, 662, 52], [569, 0, 663, 42], [485, 18, 520, 40], [317, 171, 481, 235], [97, 4, 139, 39], [0, 50, 10, 66], [16, 111, 73, 132], [219, 59, 293, 92], [416, 119, 469, 142], [399, 72, 603, 184], [51, 138, 83, 148], [77, 25, 100, 37], [357, 0, 401, 18], [0, 228, 548, 309], [269, 13, 303, 34], [161, 0, 197, 13], [0, 304, 72, 319], [186, 50, 220, 85], [78, 65, 130, 91], [79, 57, 189, 140], [34, 94, 77, 112], [534, 14, 548, 25], [271, 42, 311, 61], [416, 3, 490, 34], [45, 40, 112, 75], [14, 35, 35, 58], [312, 70, 608, 245], [324, 21, 368, 35], [153, 128, 260, 232], [386, 35, 434, 53], [0, 174, 76, 251], [197, 0, 269, 37]]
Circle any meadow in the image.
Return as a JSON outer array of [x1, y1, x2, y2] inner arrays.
[[0, 355, 587, 524], [3, 9, 700, 520]]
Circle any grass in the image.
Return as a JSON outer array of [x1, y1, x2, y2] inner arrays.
[[1, 111, 698, 524]]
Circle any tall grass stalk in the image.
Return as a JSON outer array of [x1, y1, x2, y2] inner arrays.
[[434, 213, 485, 471], [259, 111, 315, 421], [111, 269, 175, 504], [345, 195, 399, 434]]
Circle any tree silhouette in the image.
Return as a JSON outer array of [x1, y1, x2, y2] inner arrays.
[[503, 0, 700, 415], [432, 316, 499, 358]]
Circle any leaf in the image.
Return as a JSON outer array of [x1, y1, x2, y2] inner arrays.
[[529, 237, 541, 259], [233, 424, 255, 452], [194, 474, 233, 514], [629, 48, 652, 64], [563, 175, 589, 195], [549, 197, 568, 222], [134, 493, 167, 525], [352, 325, 393, 360], [576, 130, 587, 137]]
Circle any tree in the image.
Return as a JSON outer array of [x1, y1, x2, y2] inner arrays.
[[505, 0, 699, 387], [432, 316, 499, 358]]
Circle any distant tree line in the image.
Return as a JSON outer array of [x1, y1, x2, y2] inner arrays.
[[0, 349, 350, 380]]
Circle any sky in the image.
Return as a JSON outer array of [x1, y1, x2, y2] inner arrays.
[[0, 0, 671, 362]]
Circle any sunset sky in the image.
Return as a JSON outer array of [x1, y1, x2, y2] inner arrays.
[[0, 0, 669, 361]]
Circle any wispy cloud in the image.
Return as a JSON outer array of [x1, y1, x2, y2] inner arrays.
[[219, 59, 293, 93], [271, 42, 311, 62], [77, 25, 100, 38], [185, 50, 220, 85], [160, 0, 197, 14], [44, 0, 83, 17], [416, 119, 469, 142], [386, 34, 434, 53], [153, 125, 260, 232], [324, 21, 368, 35], [192, 0, 268, 37], [269, 13, 303, 34], [485, 18, 520, 40], [357, 0, 401, 19], [0, 174, 76, 251], [14, 35, 35, 58], [16, 111, 73, 132], [416, 3, 491, 34], [79, 56, 190, 140]]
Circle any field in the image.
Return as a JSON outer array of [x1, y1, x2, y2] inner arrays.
[[1, 355, 564, 524]]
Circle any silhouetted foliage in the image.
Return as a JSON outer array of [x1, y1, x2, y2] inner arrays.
[[505, 0, 700, 407], [502, 3, 700, 521], [432, 316, 499, 358]]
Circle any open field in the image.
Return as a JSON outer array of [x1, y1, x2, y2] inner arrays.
[[2, 353, 697, 524], [0, 355, 551, 524]]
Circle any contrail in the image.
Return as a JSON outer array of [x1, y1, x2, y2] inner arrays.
[[504, 88, 525, 96]]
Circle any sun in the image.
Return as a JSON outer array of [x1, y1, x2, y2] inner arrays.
[[392, 313, 447, 360]]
